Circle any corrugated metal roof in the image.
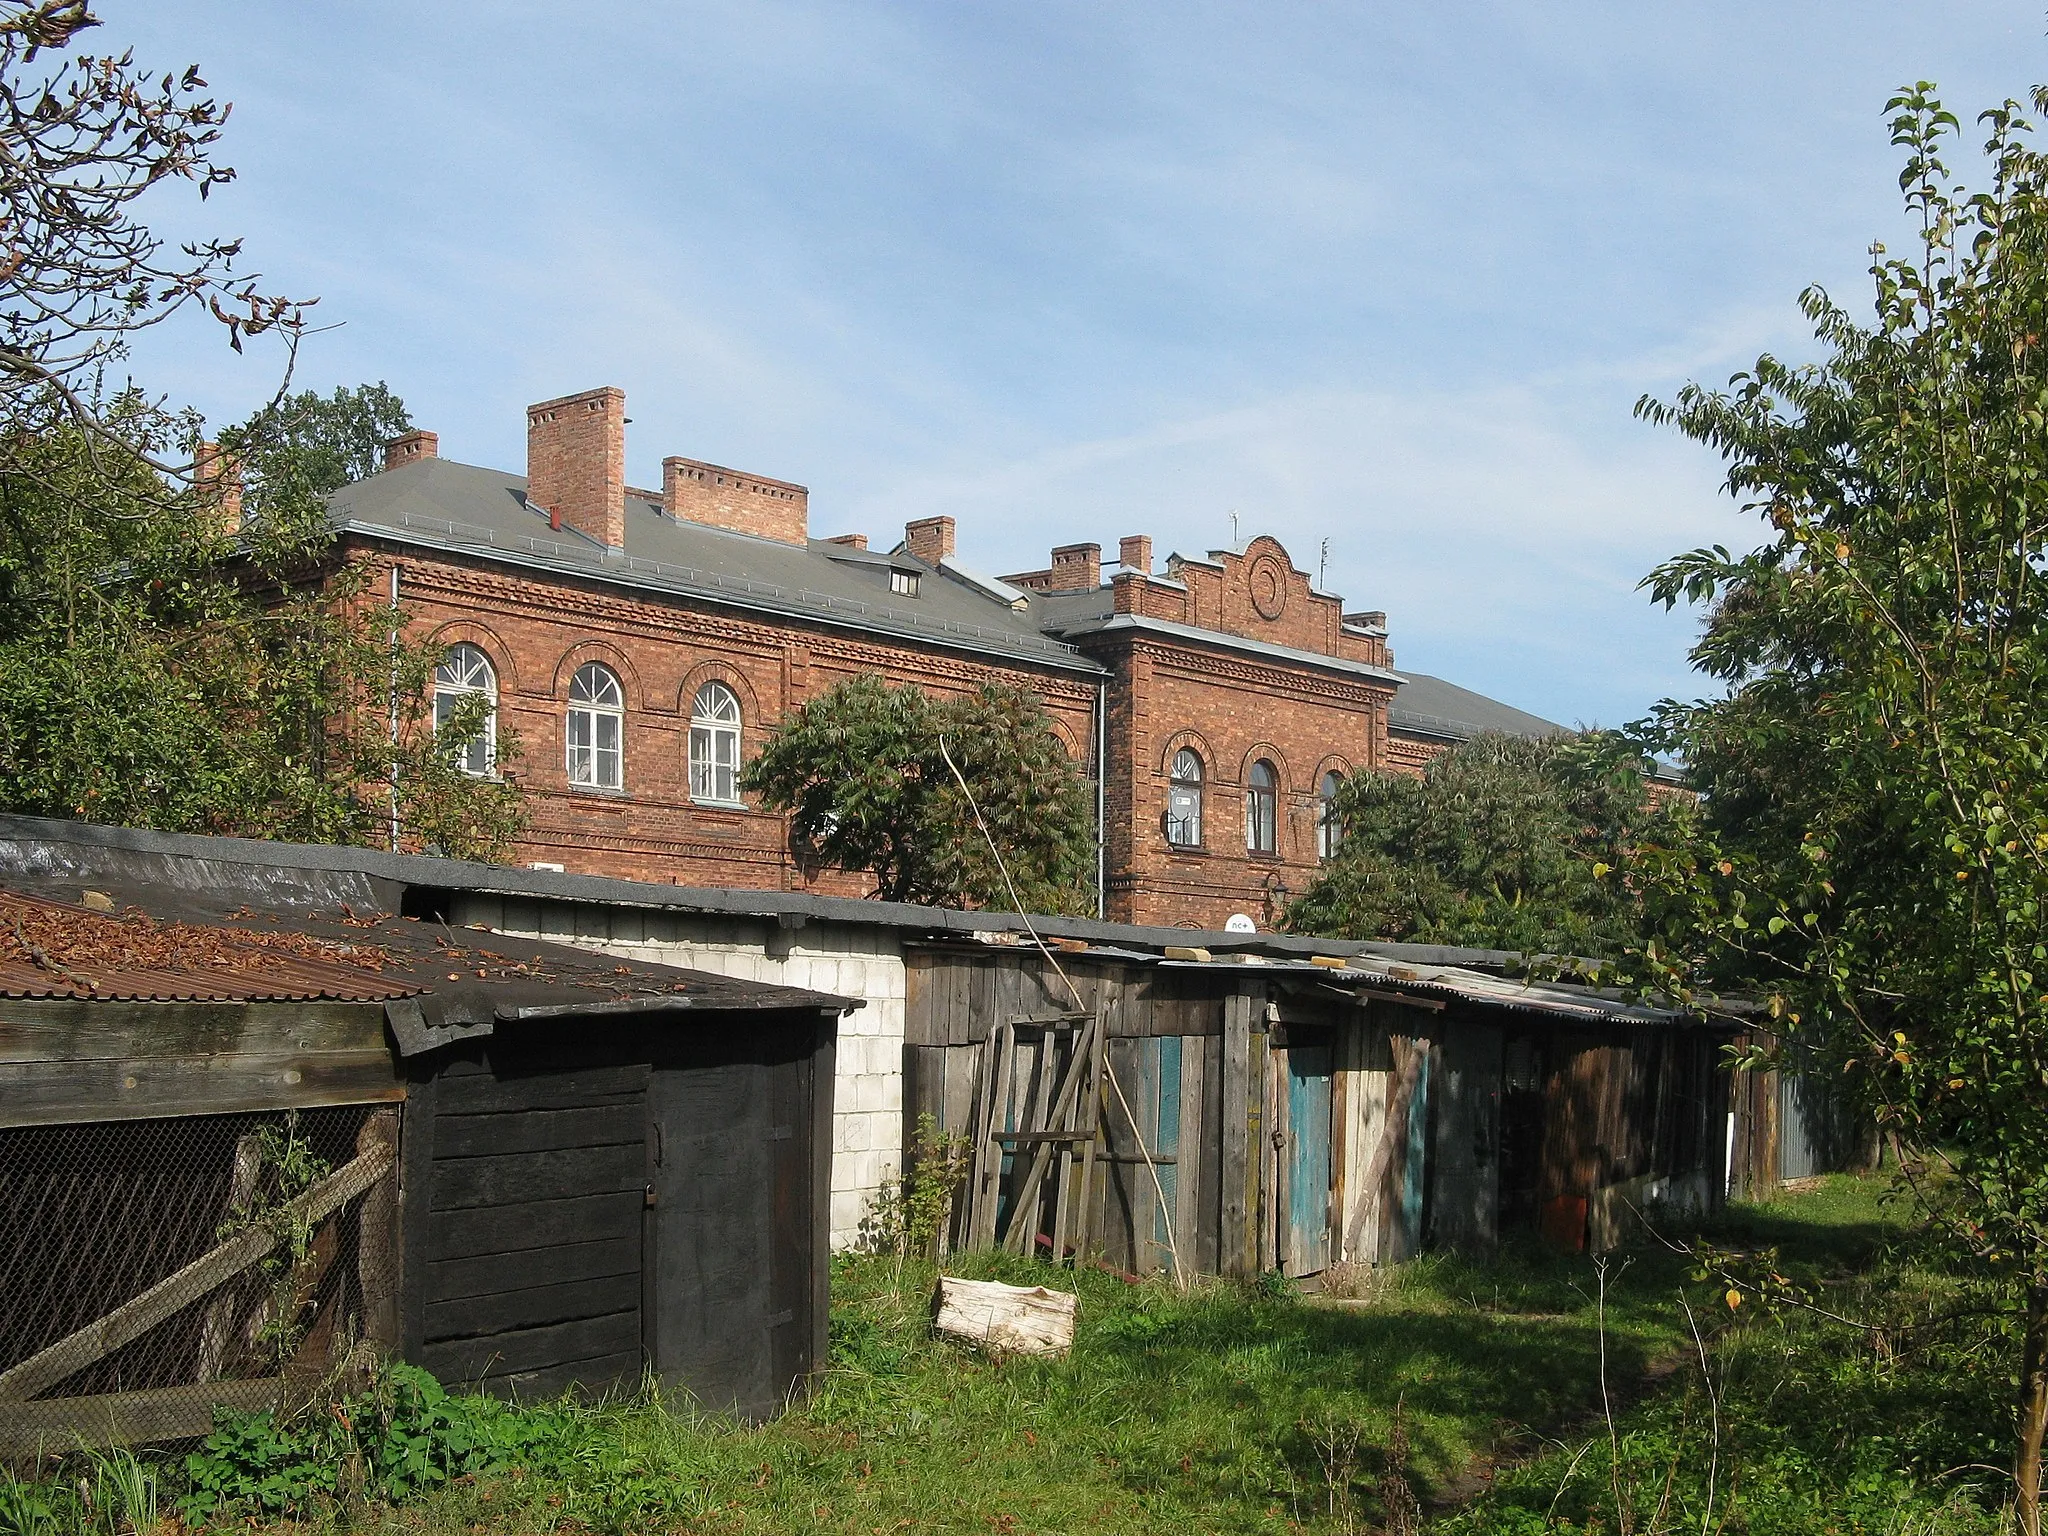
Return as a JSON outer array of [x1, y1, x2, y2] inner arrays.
[[0, 890, 417, 1002]]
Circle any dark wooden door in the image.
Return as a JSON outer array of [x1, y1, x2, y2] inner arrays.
[[416, 1053, 649, 1400], [648, 1023, 815, 1420]]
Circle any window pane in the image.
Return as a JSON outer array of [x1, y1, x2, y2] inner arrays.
[[435, 685, 494, 778], [693, 682, 740, 726], [690, 726, 713, 799]]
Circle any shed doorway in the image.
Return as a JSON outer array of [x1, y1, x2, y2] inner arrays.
[[1281, 1044, 1333, 1276], [648, 1020, 821, 1421]]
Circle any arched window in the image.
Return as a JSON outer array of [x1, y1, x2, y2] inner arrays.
[[566, 662, 624, 790], [689, 681, 742, 805], [1166, 748, 1204, 847], [1317, 770, 1344, 860], [433, 643, 497, 777], [1245, 759, 1279, 855]]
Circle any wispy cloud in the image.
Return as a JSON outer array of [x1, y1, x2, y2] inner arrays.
[[104, 0, 2047, 732]]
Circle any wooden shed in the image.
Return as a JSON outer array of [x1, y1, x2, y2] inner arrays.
[[903, 939, 1733, 1278], [0, 887, 852, 1453]]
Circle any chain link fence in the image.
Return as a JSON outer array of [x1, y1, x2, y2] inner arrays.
[[0, 1103, 400, 1460]]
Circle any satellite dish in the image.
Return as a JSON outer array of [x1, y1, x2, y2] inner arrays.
[[1223, 913, 1256, 934]]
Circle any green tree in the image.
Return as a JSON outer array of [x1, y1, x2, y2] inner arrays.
[[1634, 85, 2048, 1531], [0, 9, 522, 860], [0, 406, 525, 859], [231, 383, 414, 502], [742, 675, 1096, 914], [1282, 731, 1669, 956]]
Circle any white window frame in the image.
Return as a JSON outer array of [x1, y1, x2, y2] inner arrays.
[[1245, 759, 1279, 855], [689, 681, 743, 806], [890, 568, 920, 597], [433, 643, 497, 778], [1166, 748, 1204, 848], [566, 662, 625, 791], [1317, 770, 1344, 860]]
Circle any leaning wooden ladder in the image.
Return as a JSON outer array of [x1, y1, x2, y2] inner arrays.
[[961, 1011, 1105, 1261]]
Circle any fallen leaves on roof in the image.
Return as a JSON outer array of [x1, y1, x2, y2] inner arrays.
[[0, 889, 416, 1002]]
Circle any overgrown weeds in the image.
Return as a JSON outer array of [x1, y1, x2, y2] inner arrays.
[[0, 1176, 2012, 1535]]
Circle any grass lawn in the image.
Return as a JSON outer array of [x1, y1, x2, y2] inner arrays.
[[5, 1176, 2014, 1535]]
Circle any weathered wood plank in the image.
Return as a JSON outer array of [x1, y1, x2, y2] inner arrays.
[[1191, 1031, 1220, 1276], [472, 1350, 642, 1403], [430, 1236, 639, 1303], [0, 1377, 282, 1456], [0, 1143, 393, 1402], [0, 1001, 388, 1064], [0, 1051, 401, 1128], [433, 1105, 640, 1158], [902, 953, 935, 1048], [357, 1108, 403, 1352], [1252, 1024, 1275, 1274], [1219, 993, 1251, 1278], [430, 1144, 643, 1212], [1428, 1020, 1503, 1253], [429, 1192, 643, 1261], [433, 1063, 647, 1114], [419, 1311, 641, 1386], [426, 1273, 641, 1341], [1337, 1014, 1391, 1267]]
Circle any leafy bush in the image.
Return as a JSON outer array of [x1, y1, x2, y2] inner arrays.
[[178, 1363, 572, 1525]]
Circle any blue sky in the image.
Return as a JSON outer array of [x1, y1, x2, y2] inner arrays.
[[116, 2, 2043, 728]]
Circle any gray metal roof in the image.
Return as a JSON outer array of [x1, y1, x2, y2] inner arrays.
[[1387, 671, 1568, 742], [326, 458, 1103, 675], [1044, 612, 1401, 684], [0, 815, 1740, 1029], [0, 812, 1545, 967]]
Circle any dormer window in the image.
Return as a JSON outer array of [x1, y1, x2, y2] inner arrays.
[[890, 569, 920, 597]]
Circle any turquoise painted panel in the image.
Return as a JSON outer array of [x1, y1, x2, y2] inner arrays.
[[1151, 1036, 1180, 1270], [1286, 1045, 1333, 1275], [1400, 1048, 1432, 1254]]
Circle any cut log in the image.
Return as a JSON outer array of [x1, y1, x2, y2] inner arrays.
[[932, 1276, 1076, 1357]]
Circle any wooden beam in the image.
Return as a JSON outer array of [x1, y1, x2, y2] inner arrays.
[[0, 1378, 282, 1457], [1002, 1016, 1100, 1254], [1220, 993, 1251, 1278], [0, 1142, 395, 1402], [0, 1051, 401, 1129], [0, 1001, 388, 1064]]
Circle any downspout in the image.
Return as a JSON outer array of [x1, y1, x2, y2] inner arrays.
[[388, 562, 401, 852], [1095, 676, 1106, 919]]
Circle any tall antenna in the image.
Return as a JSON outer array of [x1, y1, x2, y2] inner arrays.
[[1319, 538, 1330, 589], [1229, 509, 1239, 547]]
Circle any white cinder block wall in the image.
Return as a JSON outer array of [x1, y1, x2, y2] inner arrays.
[[482, 908, 905, 1251]]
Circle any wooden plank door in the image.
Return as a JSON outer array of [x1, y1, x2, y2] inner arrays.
[[648, 1024, 812, 1421], [1283, 1045, 1333, 1276], [417, 1055, 649, 1401]]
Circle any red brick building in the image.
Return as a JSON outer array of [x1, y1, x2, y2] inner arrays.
[[326, 386, 1565, 928]]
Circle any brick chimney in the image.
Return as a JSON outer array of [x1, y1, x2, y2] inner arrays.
[[1118, 534, 1152, 574], [1049, 542, 1100, 591], [527, 387, 626, 548], [825, 533, 868, 550], [383, 429, 438, 470], [904, 516, 955, 566], [663, 455, 808, 544], [193, 441, 241, 534]]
